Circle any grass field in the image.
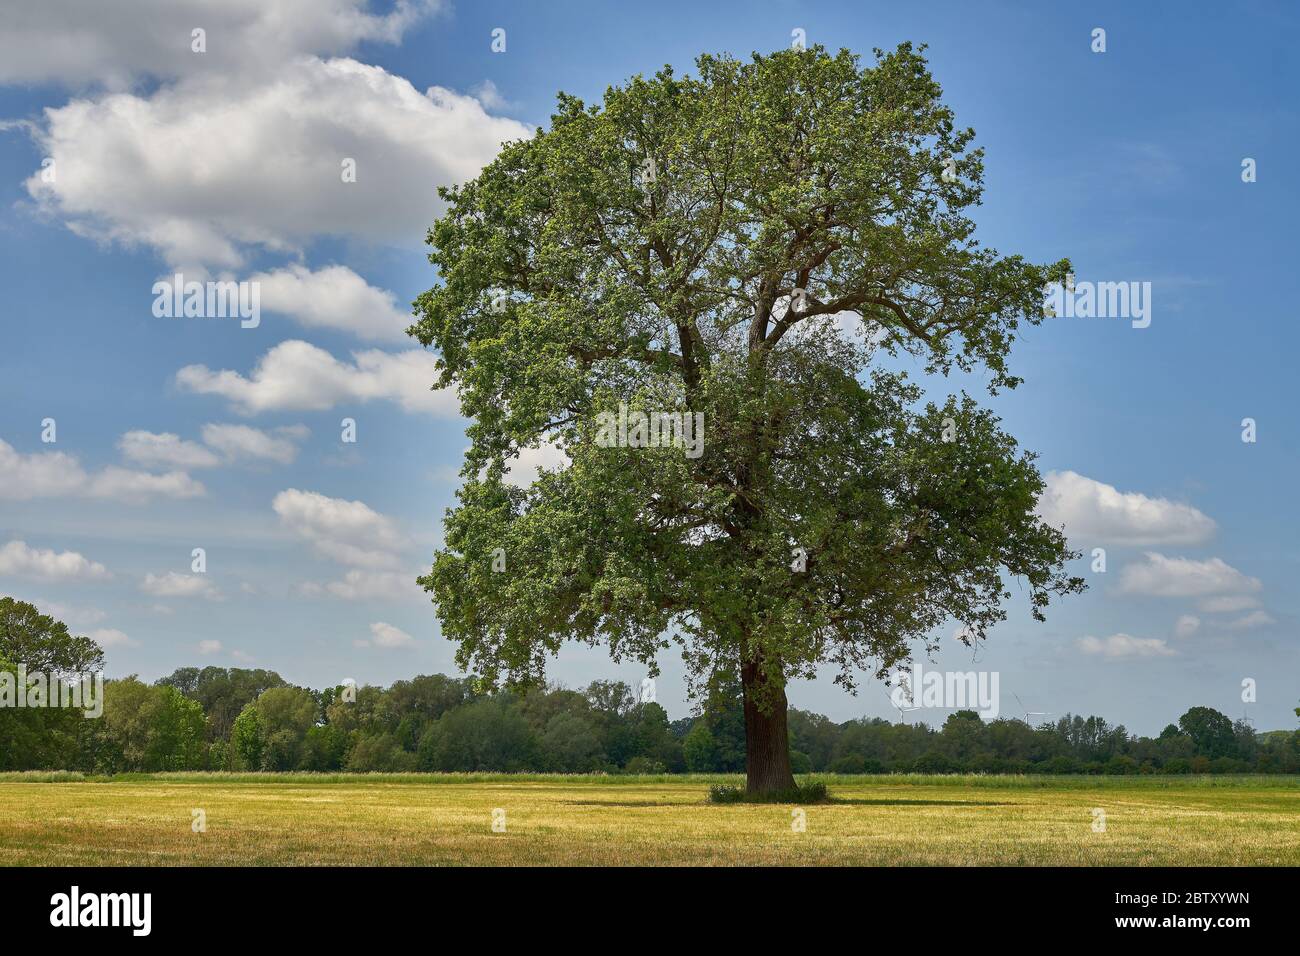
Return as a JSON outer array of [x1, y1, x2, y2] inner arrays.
[[1, 773, 1297, 866]]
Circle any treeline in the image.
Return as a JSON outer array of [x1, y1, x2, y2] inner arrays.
[[2, 597, 1298, 775], [4, 664, 1299, 775]]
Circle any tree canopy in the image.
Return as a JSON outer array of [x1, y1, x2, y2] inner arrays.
[[0, 596, 105, 675], [411, 43, 1083, 792]]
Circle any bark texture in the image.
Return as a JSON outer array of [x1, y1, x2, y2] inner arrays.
[[741, 658, 797, 794]]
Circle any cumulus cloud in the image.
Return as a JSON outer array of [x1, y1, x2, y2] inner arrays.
[[176, 340, 454, 416], [23, 56, 530, 269], [141, 571, 220, 599], [251, 264, 411, 341], [87, 467, 207, 501], [354, 620, 416, 649], [469, 79, 510, 111], [0, 438, 205, 502], [88, 628, 139, 649], [1174, 614, 1200, 638], [1037, 471, 1215, 546], [273, 489, 407, 568], [1119, 553, 1262, 599], [200, 423, 308, 464], [1077, 633, 1176, 659], [0, 0, 438, 88], [0, 540, 110, 581], [119, 430, 221, 469], [197, 639, 224, 656]]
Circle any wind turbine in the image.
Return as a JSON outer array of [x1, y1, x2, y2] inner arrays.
[[883, 684, 921, 723], [1013, 693, 1053, 726]]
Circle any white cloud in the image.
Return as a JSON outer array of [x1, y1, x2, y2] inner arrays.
[[0, 438, 205, 502], [273, 489, 407, 568], [176, 340, 454, 416], [87, 467, 207, 501], [119, 430, 221, 469], [251, 264, 410, 342], [1225, 610, 1276, 631], [141, 571, 220, 599], [31, 600, 108, 628], [354, 621, 416, 649], [0, 540, 110, 581], [88, 628, 138, 649], [24, 56, 529, 269], [1174, 614, 1200, 638], [197, 639, 223, 656], [503, 440, 570, 488], [1197, 594, 1260, 614], [469, 79, 510, 111], [1119, 553, 1262, 599], [300, 568, 424, 601], [0, 0, 438, 88], [1037, 471, 1215, 546], [1077, 633, 1176, 659], [200, 423, 308, 464]]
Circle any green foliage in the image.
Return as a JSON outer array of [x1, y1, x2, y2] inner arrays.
[[0, 597, 104, 675], [0, 651, 82, 770], [683, 723, 718, 772], [409, 43, 1083, 795], [417, 698, 539, 772], [89, 679, 204, 773], [157, 666, 286, 742], [230, 704, 264, 771], [1178, 706, 1238, 760]]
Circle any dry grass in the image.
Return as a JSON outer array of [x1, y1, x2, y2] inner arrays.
[[1, 773, 1296, 866]]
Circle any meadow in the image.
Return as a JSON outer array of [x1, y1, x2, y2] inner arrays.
[[1, 773, 1297, 866]]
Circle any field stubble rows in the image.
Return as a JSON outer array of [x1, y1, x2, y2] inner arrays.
[[1, 773, 1296, 866]]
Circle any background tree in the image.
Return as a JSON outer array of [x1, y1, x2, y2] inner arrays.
[[0, 597, 104, 674], [413, 44, 1083, 793], [253, 686, 319, 771], [95, 678, 205, 773], [158, 666, 286, 743], [1178, 706, 1238, 760]]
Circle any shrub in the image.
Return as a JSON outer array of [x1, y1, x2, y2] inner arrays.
[[1104, 755, 1138, 775], [708, 781, 829, 804], [912, 751, 955, 774]]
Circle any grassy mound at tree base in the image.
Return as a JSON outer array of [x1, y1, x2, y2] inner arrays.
[[709, 781, 830, 804]]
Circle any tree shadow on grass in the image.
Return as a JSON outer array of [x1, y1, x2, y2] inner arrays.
[[828, 797, 1019, 807]]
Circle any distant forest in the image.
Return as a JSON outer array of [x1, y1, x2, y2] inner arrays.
[[5, 667, 1299, 776], [3, 597, 1297, 775]]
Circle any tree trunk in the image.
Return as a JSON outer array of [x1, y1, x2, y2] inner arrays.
[[741, 658, 797, 795]]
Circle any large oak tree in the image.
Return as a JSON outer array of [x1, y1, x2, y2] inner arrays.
[[412, 44, 1083, 794]]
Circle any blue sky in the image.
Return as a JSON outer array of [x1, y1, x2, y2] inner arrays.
[[1, 0, 1296, 734]]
